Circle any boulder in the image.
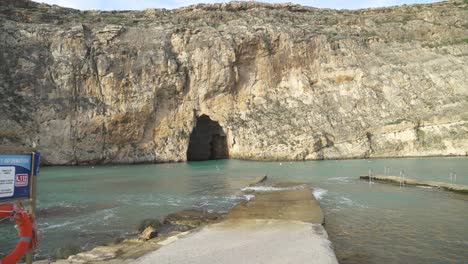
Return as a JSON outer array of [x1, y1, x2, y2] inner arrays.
[[139, 226, 158, 241], [137, 218, 162, 232]]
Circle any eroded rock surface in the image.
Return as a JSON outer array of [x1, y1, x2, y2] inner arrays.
[[164, 209, 224, 227], [230, 182, 325, 224], [1, 0, 467, 164]]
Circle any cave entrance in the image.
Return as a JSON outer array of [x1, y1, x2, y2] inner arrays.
[[187, 115, 229, 161]]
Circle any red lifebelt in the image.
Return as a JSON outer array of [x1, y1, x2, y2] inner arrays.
[[0, 204, 33, 264], [0, 204, 14, 218]]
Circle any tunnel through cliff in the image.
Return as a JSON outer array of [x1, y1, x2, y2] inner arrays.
[[187, 115, 229, 161]]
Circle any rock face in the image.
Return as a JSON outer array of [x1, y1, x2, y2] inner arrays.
[[0, 0, 467, 165]]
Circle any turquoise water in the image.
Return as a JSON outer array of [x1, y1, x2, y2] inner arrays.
[[1, 157, 467, 263]]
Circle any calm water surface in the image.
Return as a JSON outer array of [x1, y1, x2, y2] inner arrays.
[[1, 157, 467, 263]]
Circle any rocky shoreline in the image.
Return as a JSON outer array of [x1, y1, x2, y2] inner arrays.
[[35, 177, 337, 264], [45, 209, 226, 263], [134, 181, 337, 264], [34, 175, 267, 263]]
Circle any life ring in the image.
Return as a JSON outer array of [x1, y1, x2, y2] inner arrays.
[[0, 204, 34, 264]]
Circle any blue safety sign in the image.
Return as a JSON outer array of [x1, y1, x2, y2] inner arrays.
[[0, 153, 40, 201]]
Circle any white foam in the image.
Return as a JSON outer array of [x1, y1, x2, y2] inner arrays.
[[335, 196, 368, 208], [337, 197, 353, 206], [101, 209, 116, 222], [140, 202, 161, 206], [225, 195, 241, 200], [40, 221, 75, 230], [313, 188, 328, 200], [327, 177, 352, 183], [416, 185, 435, 189], [242, 185, 306, 192], [243, 194, 255, 201]]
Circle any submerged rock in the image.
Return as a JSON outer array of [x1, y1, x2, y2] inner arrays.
[[164, 209, 224, 228], [137, 218, 163, 233], [247, 175, 268, 186]]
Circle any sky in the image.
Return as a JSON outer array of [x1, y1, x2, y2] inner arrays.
[[35, 0, 441, 10]]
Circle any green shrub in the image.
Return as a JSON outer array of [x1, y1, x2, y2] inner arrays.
[[106, 15, 124, 24]]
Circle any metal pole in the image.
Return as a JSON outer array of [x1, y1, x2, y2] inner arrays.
[[401, 170, 405, 187], [25, 152, 37, 264], [399, 170, 402, 187]]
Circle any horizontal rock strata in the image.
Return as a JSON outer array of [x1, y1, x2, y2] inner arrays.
[[1, 0, 468, 164]]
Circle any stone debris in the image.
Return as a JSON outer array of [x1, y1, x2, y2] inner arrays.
[[246, 174, 268, 186]]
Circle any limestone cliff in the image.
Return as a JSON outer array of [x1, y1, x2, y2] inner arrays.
[[1, 0, 467, 164]]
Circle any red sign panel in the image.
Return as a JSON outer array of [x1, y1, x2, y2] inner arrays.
[[15, 173, 29, 187]]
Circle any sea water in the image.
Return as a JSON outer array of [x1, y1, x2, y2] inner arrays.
[[0, 157, 467, 263]]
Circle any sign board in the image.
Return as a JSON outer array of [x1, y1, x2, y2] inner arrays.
[[0, 153, 40, 201]]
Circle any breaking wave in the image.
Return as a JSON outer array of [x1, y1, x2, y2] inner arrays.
[[313, 188, 328, 200], [416, 185, 435, 189], [326, 177, 353, 183], [241, 185, 306, 192], [243, 194, 255, 201]]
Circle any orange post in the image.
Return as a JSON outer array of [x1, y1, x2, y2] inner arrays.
[[25, 152, 37, 264]]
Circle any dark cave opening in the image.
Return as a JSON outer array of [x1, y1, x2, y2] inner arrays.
[[187, 115, 229, 161]]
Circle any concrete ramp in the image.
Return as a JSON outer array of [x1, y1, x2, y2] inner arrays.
[[228, 183, 324, 224], [135, 182, 338, 264], [134, 220, 338, 264]]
